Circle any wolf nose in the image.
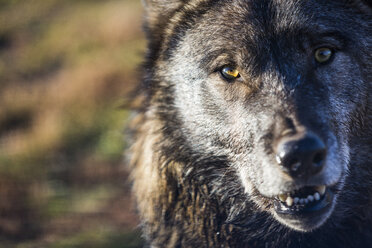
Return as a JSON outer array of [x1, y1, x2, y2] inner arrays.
[[276, 133, 326, 178]]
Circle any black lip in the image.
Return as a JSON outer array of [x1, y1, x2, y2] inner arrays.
[[273, 188, 334, 216]]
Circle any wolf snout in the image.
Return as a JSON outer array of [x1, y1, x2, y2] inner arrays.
[[275, 132, 327, 179]]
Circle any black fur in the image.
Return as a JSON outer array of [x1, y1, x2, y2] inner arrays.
[[130, 0, 372, 247]]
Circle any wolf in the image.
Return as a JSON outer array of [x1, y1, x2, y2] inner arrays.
[[129, 0, 372, 247]]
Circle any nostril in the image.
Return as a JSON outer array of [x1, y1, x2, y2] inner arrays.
[[313, 151, 325, 166]]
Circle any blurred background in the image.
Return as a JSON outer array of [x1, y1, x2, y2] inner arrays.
[[0, 0, 144, 247]]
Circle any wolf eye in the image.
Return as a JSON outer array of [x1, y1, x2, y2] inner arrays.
[[314, 47, 333, 63], [221, 67, 240, 80]]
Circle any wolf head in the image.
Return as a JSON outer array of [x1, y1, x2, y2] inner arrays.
[[142, 0, 372, 232]]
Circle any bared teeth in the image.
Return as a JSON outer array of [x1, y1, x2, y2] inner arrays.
[[317, 185, 326, 195], [286, 196, 294, 206], [277, 186, 327, 206], [314, 192, 320, 201]]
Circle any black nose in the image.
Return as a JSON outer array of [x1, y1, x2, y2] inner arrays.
[[276, 133, 327, 178]]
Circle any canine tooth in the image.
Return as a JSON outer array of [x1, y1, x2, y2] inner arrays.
[[279, 194, 287, 202], [275, 155, 282, 164], [307, 195, 314, 202], [317, 185, 326, 195], [314, 192, 320, 201], [286, 196, 294, 206], [294, 197, 299, 204]]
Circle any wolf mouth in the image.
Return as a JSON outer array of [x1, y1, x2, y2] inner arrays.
[[272, 185, 334, 215]]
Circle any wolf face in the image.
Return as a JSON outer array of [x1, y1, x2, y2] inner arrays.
[[134, 0, 372, 245]]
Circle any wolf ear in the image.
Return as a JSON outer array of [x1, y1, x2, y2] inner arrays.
[[142, 0, 185, 31]]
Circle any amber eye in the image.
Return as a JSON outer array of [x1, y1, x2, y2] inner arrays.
[[221, 67, 240, 80], [314, 47, 333, 63]]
